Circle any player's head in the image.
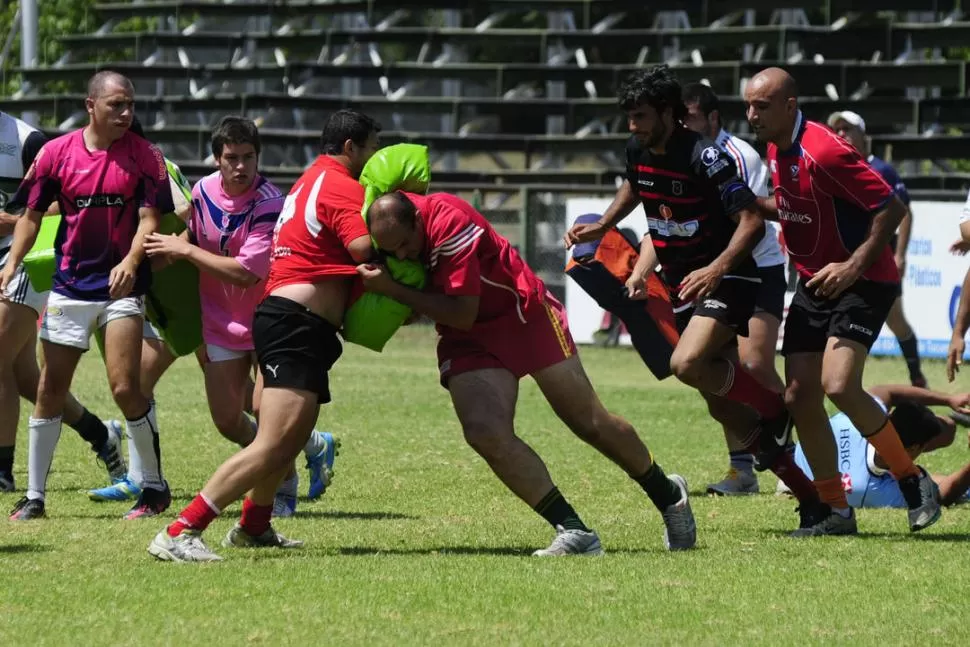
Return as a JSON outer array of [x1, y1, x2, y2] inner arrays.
[[211, 116, 260, 194], [827, 110, 867, 155], [85, 70, 135, 141], [890, 402, 956, 457], [682, 82, 721, 139], [744, 67, 799, 144], [320, 109, 382, 179], [618, 65, 687, 149], [366, 191, 425, 261]]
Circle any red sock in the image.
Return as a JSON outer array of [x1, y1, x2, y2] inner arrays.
[[167, 494, 220, 537], [719, 361, 784, 418], [239, 497, 273, 537], [768, 451, 820, 505], [814, 476, 849, 509]]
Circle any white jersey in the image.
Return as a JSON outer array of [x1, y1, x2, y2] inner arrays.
[[961, 187, 970, 223], [715, 129, 786, 268], [0, 112, 47, 269]]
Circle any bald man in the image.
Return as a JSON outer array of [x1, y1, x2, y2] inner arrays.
[[745, 67, 941, 536], [0, 71, 173, 520], [359, 191, 696, 554]]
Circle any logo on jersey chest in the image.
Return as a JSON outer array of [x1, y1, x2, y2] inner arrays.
[[0, 143, 17, 157], [648, 216, 698, 238], [790, 164, 799, 180], [659, 204, 673, 220], [671, 180, 683, 196], [75, 193, 125, 208]]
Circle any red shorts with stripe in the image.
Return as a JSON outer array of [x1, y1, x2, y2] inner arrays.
[[436, 292, 577, 388]]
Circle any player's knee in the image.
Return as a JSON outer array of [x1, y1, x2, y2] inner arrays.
[[669, 349, 701, 385], [462, 421, 510, 459], [110, 380, 145, 416], [820, 373, 857, 406]]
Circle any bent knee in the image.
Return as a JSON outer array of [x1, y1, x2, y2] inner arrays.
[[669, 350, 703, 385], [463, 421, 513, 458]]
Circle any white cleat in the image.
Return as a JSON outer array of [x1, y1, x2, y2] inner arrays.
[[148, 529, 223, 562], [532, 525, 604, 556]]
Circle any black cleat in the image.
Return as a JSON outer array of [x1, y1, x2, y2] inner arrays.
[[9, 496, 45, 521]]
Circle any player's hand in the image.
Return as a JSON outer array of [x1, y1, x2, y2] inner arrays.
[[947, 392, 970, 414], [357, 263, 397, 295], [144, 232, 192, 261], [563, 222, 607, 249], [678, 262, 725, 303], [894, 254, 906, 277], [625, 274, 648, 300], [0, 264, 15, 300], [805, 261, 861, 299], [108, 257, 138, 299], [950, 239, 970, 256], [947, 335, 965, 383]]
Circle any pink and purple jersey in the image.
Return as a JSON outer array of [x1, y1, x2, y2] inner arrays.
[[19, 129, 172, 300], [189, 171, 282, 350]]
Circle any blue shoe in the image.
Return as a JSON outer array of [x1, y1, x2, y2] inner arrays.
[[306, 432, 339, 500], [272, 493, 297, 518], [89, 477, 142, 502]]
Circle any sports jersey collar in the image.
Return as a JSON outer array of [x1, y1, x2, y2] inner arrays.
[[778, 110, 805, 155], [315, 154, 353, 178]]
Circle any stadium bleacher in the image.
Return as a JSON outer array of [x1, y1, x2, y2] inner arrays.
[[6, 0, 970, 292]]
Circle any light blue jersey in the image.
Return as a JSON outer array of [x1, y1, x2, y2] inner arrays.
[[793, 396, 908, 509]]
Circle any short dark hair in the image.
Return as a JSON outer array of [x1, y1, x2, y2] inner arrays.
[[321, 109, 382, 155], [366, 191, 418, 232], [210, 116, 260, 158], [890, 402, 945, 447], [87, 70, 133, 99], [682, 82, 719, 117], [617, 65, 687, 122]]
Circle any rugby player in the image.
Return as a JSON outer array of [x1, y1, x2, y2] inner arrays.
[[745, 67, 940, 536]]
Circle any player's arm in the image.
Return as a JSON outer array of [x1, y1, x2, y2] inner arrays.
[[145, 229, 261, 286], [1, 207, 44, 271], [805, 144, 904, 298], [362, 273, 480, 331], [626, 235, 657, 299], [935, 462, 970, 506], [868, 384, 970, 411], [961, 189, 970, 243], [564, 178, 637, 248], [0, 145, 57, 290], [949, 267, 970, 381], [680, 144, 764, 301]]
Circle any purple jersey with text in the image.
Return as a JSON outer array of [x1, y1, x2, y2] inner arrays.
[[189, 171, 282, 350], [19, 129, 172, 300]]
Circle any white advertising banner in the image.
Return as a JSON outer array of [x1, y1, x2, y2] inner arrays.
[[564, 198, 969, 359]]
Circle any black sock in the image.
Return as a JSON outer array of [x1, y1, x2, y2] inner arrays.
[[0, 445, 13, 475], [635, 462, 683, 512], [898, 334, 923, 379], [67, 409, 109, 452], [533, 487, 590, 532]]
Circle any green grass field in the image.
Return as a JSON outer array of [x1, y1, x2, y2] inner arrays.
[[1, 326, 969, 645]]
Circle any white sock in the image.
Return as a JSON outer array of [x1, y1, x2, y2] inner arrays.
[[126, 399, 154, 487], [127, 403, 164, 490], [277, 474, 299, 498], [27, 416, 62, 501], [303, 430, 326, 458]]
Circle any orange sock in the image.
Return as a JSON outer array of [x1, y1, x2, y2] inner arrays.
[[814, 476, 849, 509], [863, 418, 920, 480]]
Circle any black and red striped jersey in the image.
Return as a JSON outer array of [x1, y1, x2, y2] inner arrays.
[[624, 126, 758, 303]]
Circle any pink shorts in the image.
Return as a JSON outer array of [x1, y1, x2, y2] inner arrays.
[[437, 292, 578, 388]]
